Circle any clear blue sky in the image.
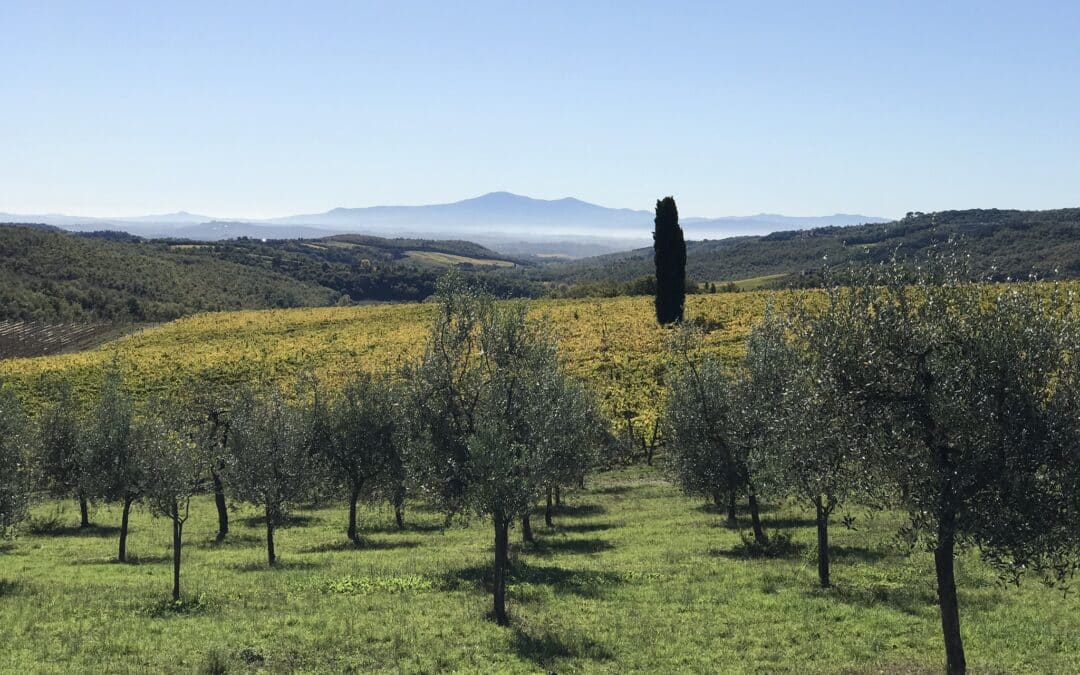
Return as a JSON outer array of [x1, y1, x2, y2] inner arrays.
[[2, 1, 1078, 219]]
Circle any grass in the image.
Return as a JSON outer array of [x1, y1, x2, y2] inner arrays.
[[402, 250, 516, 267], [1, 464, 1076, 673]]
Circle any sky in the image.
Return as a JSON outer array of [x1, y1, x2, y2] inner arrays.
[[2, 1, 1079, 220]]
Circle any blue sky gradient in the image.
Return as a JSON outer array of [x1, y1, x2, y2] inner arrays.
[[2, 1, 1078, 219]]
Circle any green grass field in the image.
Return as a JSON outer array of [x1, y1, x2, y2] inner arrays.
[[1, 464, 1076, 673], [402, 251, 516, 268]]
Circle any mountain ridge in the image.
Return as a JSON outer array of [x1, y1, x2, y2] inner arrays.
[[0, 193, 889, 242]]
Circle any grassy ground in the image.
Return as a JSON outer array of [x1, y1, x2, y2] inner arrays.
[[402, 251, 516, 267], [1, 465, 1075, 673]]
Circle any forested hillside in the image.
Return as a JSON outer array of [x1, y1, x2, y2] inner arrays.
[[536, 208, 1080, 286], [0, 225, 536, 322]]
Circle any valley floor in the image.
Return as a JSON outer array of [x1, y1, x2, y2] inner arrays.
[[0, 465, 1076, 673]]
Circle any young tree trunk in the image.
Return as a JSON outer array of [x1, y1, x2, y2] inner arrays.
[[211, 469, 228, 542], [935, 517, 966, 674], [171, 502, 183, 602], [726, 491, 738, 528], [347, 485, 360, 544], [493, 512, 510, 626], [521, 513, 534, 543], [265, 509, 277, 566], [545, 488, 554, 527], [554, 486, 562, 507], [78, 494, 91, 529], [748, 493, 768, 546], [814, 496, 831, 588], [118, 495, 133, 562], [395, 503, 405, 530]]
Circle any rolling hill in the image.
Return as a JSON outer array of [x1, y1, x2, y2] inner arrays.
[[537, 208, 1080, 287], [0, 225, 534, 322]]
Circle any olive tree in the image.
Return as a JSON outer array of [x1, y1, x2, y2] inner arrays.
[[314, 371, 401, 545], [141, 413, 202, 601], [662, 327, 766, 541], [181, 381, 234, 543], [36, 380, 93, 528], [0, 386, 32, 540], [746, 308, 872, 588], [408, 272, 601, 625], [805, 260, 1080, 674], [224, 385, 316, 566], [84, 369, 147, 562]]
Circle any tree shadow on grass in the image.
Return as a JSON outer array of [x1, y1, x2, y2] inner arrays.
[[821, 580, 937, 617], [593, 484, 634, 496], [511, 626, 613, 668], [229, 559, 327, 573], [831, 545, 889, 563], [445, 561, 624, 599], [74, 554, 171, 566], [299, 539, 421, 554], [824, 575, 1004, 618], [521, 537, 614, 557], [28, 523, 122, 538], [194, 532, 264, 549], [552, 504, 606, 518], [363, 522, 445, 534], [137, 594, 219, 618], [710, 534, 807, 560], [0, 580, 21, 597], [695, 501, 782, 516], [239, 514, 319, 529], [551, 522, 614, 534]]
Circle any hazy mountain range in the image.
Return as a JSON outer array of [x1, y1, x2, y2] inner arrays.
[[1, 192, 890, 257]]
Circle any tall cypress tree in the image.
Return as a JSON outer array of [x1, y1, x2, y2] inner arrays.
[[653, 196, 686, 324]]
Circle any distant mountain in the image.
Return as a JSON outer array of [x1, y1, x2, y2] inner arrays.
[[117, 211, 215, 224], [0, 194, 890, 253], [267, 191, 654, 235], [270, 193, 888, 239]]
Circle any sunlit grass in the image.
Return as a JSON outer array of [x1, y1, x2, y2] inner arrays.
[[1, 464, 1075, 673]]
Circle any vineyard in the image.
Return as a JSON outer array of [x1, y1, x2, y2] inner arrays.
[[0, 321, 140, 360], [0, 292, 771, 425]]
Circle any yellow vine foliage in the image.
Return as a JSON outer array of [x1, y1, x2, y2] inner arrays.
[[0, 293, 778, 424]]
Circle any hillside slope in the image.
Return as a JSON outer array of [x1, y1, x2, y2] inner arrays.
[[0, 225, 534, 322], [0, 294, 769, 424], [538, 208, 1080, 285]]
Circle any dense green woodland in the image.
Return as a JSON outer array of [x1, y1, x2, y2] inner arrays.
[[537, 208, 1080, 287], [0, 225, 536, 322]]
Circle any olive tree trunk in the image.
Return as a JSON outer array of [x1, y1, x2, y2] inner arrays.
[[118, 495, 134, 562], [395, 503, 406, 530], [493, 511, 511, 626], [544, 488, 554, 527], [748, 493, 768, 546], [171, 501, 184, 601], [813, 496, 831, 588], [265, 506, 277, 566], [521, 513, 534, 543], [347, 484, 361, 544], [78, 494, 91, 529], [211, 469, 229, 542], [935, 511, 966, 673]]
